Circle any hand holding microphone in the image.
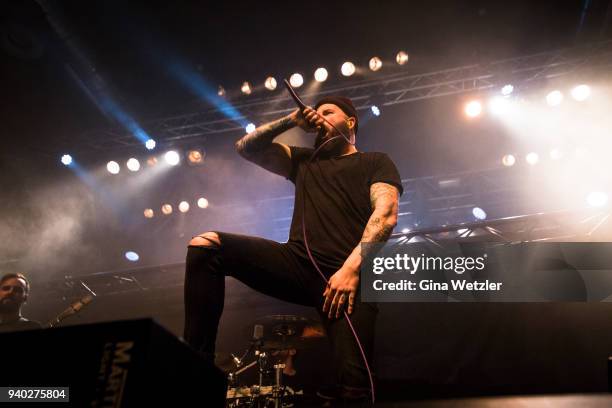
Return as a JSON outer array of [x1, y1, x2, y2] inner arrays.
[[289, 107, 330, 135], [284, 78, 330, 136], [284, 79, 353, 146]]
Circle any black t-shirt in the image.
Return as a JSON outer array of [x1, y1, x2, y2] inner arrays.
[[287, 147, 403, 271]]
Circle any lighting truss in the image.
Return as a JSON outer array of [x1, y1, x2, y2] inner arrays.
[[75, 41, 612, 152], [33, 209, 610, 298]]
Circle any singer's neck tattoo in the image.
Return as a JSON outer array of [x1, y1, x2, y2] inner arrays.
[[235, 116, 294, 155]]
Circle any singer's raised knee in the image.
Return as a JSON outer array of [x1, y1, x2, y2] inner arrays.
[[189, 232, 221, 248]]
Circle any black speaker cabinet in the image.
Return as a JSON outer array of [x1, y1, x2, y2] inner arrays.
[[0, 318, 226, 407]]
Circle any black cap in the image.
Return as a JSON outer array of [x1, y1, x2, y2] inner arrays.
[[314, 96, 358, 134]]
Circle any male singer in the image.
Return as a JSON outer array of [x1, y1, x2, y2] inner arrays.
[[184, 96, 402, 401]]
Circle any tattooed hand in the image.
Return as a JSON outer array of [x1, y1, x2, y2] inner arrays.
[[322, 266, 359, 319], [289, 107, 330, 135]]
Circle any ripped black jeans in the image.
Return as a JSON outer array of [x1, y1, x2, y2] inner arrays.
[[183, 231, 378, 388]]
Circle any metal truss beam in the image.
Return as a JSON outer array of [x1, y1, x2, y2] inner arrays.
[[78, 41, 612, 151], [391, 209, 611, 243], [33, 209, 610, 299]]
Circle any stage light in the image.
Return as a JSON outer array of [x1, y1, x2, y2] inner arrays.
[[241, 81, 252, 95], [472, 207, 487, 220], [546, 90, 563, 106], [489, 96, 511, 115], [401, 228, 410, 234], [161, 204, 173, 215], [371, 105, 381, 116], [187, 149, 205, 165], [501, 84, 514, 96], [341, 62, 355, 77], [125, 251, 139, 262], [164, 150, 180, 166], [464, 100, 482, 118], [502, 154, 516, 167], [571, 84, 590, 101], [145, 139, 156, 150], [217, 85, 226, 97], [126, 158, 140, 172], [289, 73, 303, 88], [586, 192, 608, 208], [197, 197, 209, 208], [369, 57, 382, 71], [107, 161, 120, 174], [576, 146, 588, 159], [147, 156, 158, 167], [525, 152, 539, 165], [396, 51, 409, 65], [314, 67, 328, 82], [61, 154, 72, 166], [550, 148, 564, 160], [245, 123, 256, 133], [265, 76, 277, 91], [178, 201, 190, 213], [143, 208, 154, 218]]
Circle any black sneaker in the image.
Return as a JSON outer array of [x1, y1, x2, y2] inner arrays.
[[316, 384, 370, 401]]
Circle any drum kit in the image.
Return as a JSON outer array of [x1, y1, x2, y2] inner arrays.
[[223, 314, 325, 407]]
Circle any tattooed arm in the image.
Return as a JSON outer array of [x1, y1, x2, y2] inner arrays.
[[235, 107, 320, 177], [235, 114, 296, 177], [361, 182, 400, 243], [323, 182, 399, 318]]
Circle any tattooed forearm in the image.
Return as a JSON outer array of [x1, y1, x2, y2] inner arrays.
[[362, 183, 399, 243], [342, 206, 397, 272], [371, 222, 395, 242], [362, 215, 395, 243], [341, 183, 400, 272], [235, 116, 294, 156], [360, 223, 395, 260]]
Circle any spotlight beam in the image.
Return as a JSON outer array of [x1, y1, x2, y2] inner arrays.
[[73, 43, 610, 149]]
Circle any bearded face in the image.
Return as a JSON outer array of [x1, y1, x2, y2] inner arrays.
[[0, 277, 27, 313], [313, 104, 354, 152]]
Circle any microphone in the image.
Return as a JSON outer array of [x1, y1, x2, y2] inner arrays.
[[283, 79, 307, 110], [284, 78, 354, 145], [284, 78, 322, 134]]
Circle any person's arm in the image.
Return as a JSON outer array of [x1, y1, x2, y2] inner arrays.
[[235, 115, 295, 178], [323, 182, 399, 318], [235, 108, 323, 177]]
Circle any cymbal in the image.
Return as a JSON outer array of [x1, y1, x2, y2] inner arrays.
[[253, 314, 314, 327], [301, 324, 325, 339], [244, 315, 326, 350], [259, 336, 320, 351], [256, 315, 323, 335]]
